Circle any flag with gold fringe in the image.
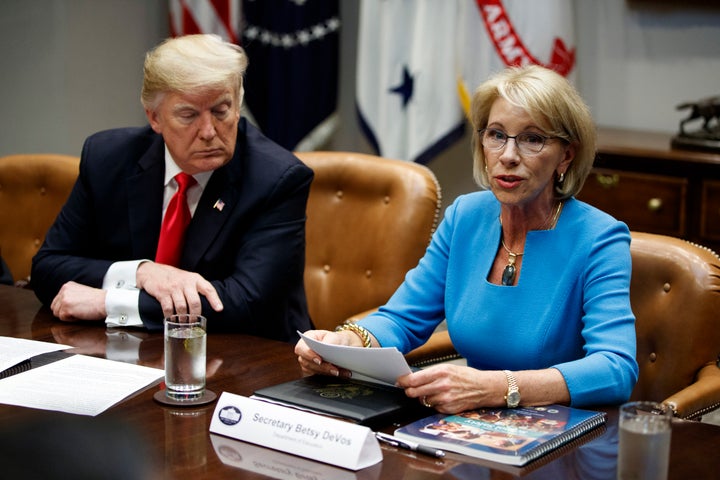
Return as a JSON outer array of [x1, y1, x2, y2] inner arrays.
[[356, 0, 576, 163]]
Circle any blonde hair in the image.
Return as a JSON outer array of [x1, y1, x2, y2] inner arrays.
[[470, 65, 596, 199], [141, 34, 248, 111]]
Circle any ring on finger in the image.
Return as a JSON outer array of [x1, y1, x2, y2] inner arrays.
[[422, 396, 432, 408]]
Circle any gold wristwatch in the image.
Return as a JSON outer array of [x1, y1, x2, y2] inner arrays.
[[503, 370, 520, 408]]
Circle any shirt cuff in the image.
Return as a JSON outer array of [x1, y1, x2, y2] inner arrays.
[[102, 259, 146, 290], [105, 288, 143, 327], [103, 260, 149, 328]]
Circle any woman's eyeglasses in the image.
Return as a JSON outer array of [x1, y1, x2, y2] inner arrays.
[[478, 128, 561, 155]]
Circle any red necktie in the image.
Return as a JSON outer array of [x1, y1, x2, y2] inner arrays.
[[155, 173, 196, 266]]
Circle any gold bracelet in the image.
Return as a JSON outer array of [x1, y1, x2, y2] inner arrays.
[[335, 323, 372, 348]]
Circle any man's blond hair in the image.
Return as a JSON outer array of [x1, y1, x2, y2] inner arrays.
[[141, 34, 248, 111]]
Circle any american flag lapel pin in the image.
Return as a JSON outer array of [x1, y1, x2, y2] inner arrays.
[[213, 199, 225, 212]]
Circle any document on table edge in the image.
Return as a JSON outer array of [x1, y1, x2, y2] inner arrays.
[[0, 336, 71, 373], [0, 353, 164, 416]]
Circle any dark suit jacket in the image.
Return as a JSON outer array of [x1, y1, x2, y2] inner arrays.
[[31, 118, 314, 342], [0, 256, 12, 286]]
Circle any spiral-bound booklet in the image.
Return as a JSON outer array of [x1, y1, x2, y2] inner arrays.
[[394, 405, 606, 466]]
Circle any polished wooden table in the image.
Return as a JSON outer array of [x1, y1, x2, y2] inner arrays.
[[2, 285, 720, 479]]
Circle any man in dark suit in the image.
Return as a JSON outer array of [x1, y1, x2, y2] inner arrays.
[[31, 34, 313, 342]]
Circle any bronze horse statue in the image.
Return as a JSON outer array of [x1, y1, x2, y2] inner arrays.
[[677, 96, 720, 135]]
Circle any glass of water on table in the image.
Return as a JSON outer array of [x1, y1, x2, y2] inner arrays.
[[617, 400, 672, 480], [161, 314, 213, 404]]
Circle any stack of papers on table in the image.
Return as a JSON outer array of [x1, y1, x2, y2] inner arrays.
[[0, 336, 70, 375], [0, 336, 163, 416]]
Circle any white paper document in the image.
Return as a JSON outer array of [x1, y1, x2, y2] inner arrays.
[[0, 336, 71, 373], [0, 354, 164, 416], [299, 331, 412, 385]]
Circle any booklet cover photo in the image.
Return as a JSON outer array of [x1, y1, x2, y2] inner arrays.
[[394, 405, 606, 466]]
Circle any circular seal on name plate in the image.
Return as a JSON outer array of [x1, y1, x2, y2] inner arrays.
[[218, 405, 242, 425]]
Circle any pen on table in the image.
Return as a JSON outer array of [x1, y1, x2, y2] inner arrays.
[[375, 432, 445, 458]]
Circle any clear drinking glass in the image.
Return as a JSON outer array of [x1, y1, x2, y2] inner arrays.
[[617, 401, 672, 480], [164, 314, 207, 401]]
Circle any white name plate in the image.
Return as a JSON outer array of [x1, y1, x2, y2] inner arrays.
[[209, 392, 382, 471]]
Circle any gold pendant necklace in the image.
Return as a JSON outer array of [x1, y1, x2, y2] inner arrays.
[[499, 201, 564, 286], [501, 239, 523, 286]]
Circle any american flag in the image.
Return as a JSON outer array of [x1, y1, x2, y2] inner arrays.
[[168, 0, 241, 43]]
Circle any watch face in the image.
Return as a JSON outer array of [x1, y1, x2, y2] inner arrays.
[[507, 391, 520, 407]]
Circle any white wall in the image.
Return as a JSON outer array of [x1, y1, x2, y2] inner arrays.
[[1, 0, 719, 209], [0, 0, 167, 157], [575, 1, 720, 132]]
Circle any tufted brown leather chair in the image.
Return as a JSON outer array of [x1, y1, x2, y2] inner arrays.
[[628, 232, 720, 419], [0, 154, 80, 285], [391, 231, 720, 420], [295, 151, 441, 334]]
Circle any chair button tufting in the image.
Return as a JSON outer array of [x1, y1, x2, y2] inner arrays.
[[649, 352, 657, 363], [383, 195, 390, 204], [365, 270, 372, 278], [323, 264, 331, 273], [40, 186, 47, 195], [336, 190, 343, 199], [663, 283, 671, 292]]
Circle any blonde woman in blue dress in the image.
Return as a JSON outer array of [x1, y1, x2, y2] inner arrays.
[[296, 65, 638, 414]]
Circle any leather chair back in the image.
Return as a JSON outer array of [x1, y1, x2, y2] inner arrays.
[[296, 151, 441, 331], [0, 154, 80, 284], [628, 232, 720, 418]]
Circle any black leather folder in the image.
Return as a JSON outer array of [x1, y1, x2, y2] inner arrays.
[[253, 374, 432, 428]]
